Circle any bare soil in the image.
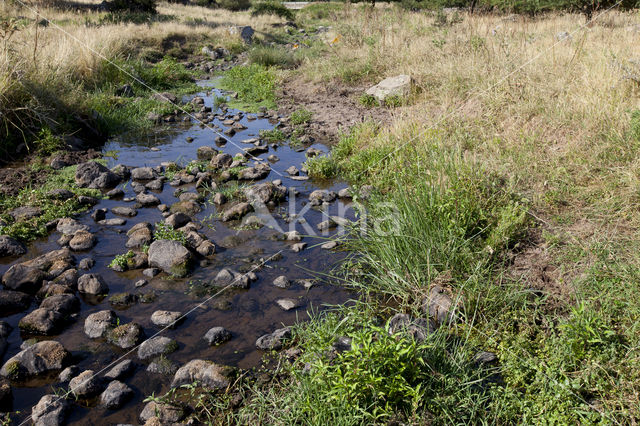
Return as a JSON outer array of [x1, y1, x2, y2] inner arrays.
[[277, 76, 392, 144]]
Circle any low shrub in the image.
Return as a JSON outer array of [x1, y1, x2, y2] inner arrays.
[[248, 46, 300, 69], [251, 1, 295, 20]]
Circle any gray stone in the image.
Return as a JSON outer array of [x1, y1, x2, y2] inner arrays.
[[291, 242, 307, 253], [138, 336, 178, 360], [165, 213, 190, 229], [151, 310, 183, 328], [272, 275, 290, 289], [221, 202, 253, 222], [56, 217, 89, 235], [39, 294, 80, 315], [84, 310, 117, 338], [69, 369, 104, 398], [143, 268, 160, 278], [0, 290, 32, 316], [422, 285, 458, 326], [256, 327, 292, 351], [238, 164, 271, 180], [9, 206, 42, 221], [139, 401, 186, 424], [0, 235, 26, 257], [112, 206, 137, 217], [244, 182, 286, 204], [203, 327, 232, 345], [210, 153, 233, 169], [31, 394, 69, 426], [18, 308, 66, 335], [171, 359, 232, 389], [213, 268, 250, 289], [78, 273, 108, 295], [126, 222, 153, 248], [197, 146, 217, 160], [1, 341, 70, 379], [107, 323, 145, 349], [365, 74, 412, 102], [75, 161, 120, 189], [58, 365, 79, 383], [148, 240, 192, 277], [69, 230, 96, 251], [104, 359, 135, 380], [98, 218, 127, 226], [276, 298, 300, 311], [321, 241, 338, 250], [136, 192, 161, 207], [78, 258, 95, 270], [387, 313, 432, 342], [170, 200, 201, 216], [100, 380, 133, 409]]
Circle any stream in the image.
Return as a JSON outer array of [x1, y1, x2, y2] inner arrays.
[[0, 81, 356, 425]]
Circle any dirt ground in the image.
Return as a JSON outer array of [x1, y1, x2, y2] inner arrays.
[[277, 76, 392, 144], [0, 149, 100, 197]]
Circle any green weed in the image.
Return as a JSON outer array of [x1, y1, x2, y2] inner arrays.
[[154, 222, 186, 244], [289, 108, 313, 125], [219, 64, 277, 111]]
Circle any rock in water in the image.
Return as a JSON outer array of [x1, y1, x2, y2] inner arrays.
[[148, 240, 192, 277], [32, 394, 69, 426], [100, 380, 133, 409], [0, 236, 26, 257], [1, 341, 70, 380], [75, 161, 120, 189], [171, 359, 233, 389]]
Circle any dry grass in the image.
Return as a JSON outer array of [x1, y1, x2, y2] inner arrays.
[[295, 5, 640, 225], [0, 0, 283, 151]]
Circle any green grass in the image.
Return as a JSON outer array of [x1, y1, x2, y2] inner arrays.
[[0, 164, 101, 242], [248, 46, 300, 69], [289, 108, 313, 125], [218, 64, 277, 111], [304, 155, 337, 179], [259, 128, 286, 142]]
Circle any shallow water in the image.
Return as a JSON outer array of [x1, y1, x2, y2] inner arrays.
[[0, 82, 356, 425]]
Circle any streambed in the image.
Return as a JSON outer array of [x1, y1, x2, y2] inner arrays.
[[0, 81, 356, 425]]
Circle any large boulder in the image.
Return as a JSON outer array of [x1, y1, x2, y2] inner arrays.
[[365, 74, 412, 102], [212, 268, 250, 289], [39, 294, 80, 315], [0, 236, 26, 257], [237, 164, 271, 180], [75, 161, 120, 189], [0, 341, 71, 380], [170, 359, 233, 389], [148, 240, 192, 277]]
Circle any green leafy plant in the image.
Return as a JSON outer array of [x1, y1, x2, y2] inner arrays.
[[154, 221, 186, 244], [109, 250, 135, 270], [219, 64, 277, 111]]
